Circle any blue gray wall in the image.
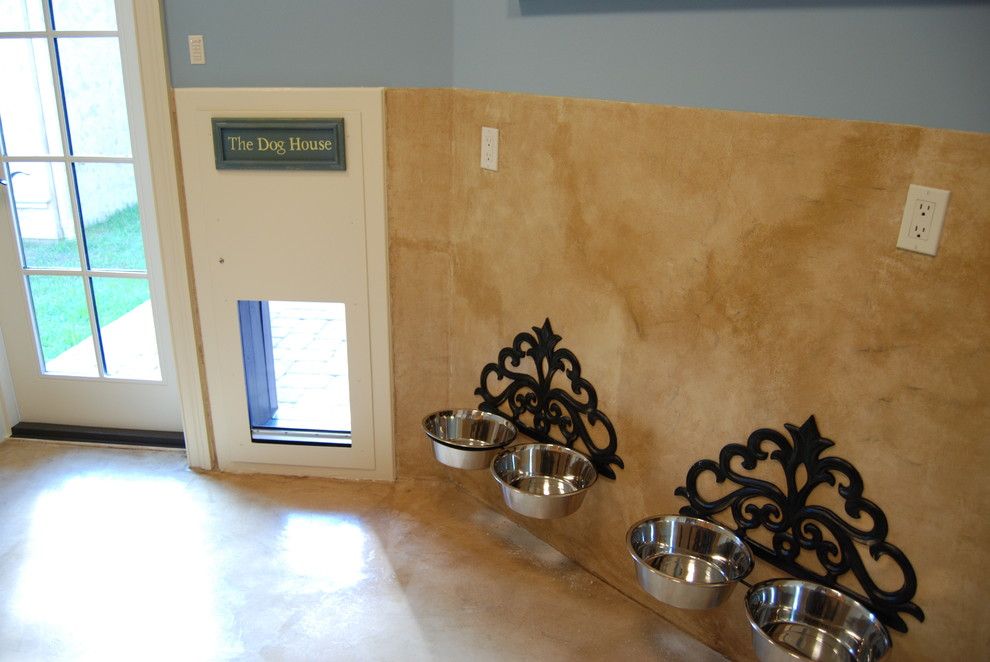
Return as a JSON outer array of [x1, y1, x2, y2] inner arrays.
[[454, 1, 990, 132], [162, 0, 454, 88], [163, 0, 990, 132]]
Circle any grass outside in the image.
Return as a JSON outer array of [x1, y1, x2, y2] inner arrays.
[[22, 204, 151, 360]]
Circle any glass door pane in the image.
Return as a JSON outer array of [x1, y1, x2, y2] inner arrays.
[[268, 301, 350, 432], [0, 3, 163, 382], [50, 0, 117, 31], [0, 0, 45, 31], [75, 163, 145, 270], [0, 38, 63, 156], [6, 160, 79, 268], [27, 274, 97, 376], [92, 277, 159, 380], [56, 37, 131, 157]]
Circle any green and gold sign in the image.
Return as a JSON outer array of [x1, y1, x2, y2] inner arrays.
[[212, 118, 345, 170]]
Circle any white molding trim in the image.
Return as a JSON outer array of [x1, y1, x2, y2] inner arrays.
[[363, 88, 395, 481], [0, 304, 18, 441], [128, 1, 213, 469], [0, 187, 17, 440]]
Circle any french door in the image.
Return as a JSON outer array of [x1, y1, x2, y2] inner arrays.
[[0, 0, 180, 431]]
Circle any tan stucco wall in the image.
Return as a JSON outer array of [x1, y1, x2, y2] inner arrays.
[[387, 89, 452, 481], [385, 88, 990, 661]]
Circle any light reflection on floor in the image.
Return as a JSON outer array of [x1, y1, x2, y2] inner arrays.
[[278, 514, 368, 593], [0, 440, 726, 661], [12, 473, 240, 661]]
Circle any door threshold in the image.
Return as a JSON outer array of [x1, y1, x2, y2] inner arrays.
[[10, 422, 184, 449], [250, 427, 351, 446]]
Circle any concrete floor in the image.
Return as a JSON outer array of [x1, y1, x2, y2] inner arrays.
[[0, 439, 726, 662]]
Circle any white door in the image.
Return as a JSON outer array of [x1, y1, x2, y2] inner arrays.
[[175, 88, 393, 479], [0, 0, 180, 431]]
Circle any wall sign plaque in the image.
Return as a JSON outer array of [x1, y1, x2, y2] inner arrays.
[[212, 118, 345, 170]]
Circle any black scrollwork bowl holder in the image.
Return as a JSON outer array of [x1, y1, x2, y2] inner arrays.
[[665, 415, 923, 662], [474, 319, 623, 518]]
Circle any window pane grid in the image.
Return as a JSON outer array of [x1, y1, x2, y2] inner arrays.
[[5, 160, 79, 269], [40, 9, 106, 375], [57, 36, 132, 157], [1, 156, 133, 163], [0, 31, 118, 39], [51, 0, 119, 32], [25, 273, 98, 376], [21, 269, 149, 278], [0, 0, 157, 382]]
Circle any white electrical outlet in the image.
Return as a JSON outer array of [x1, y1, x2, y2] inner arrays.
[[896, 184, 950, 256], [481, 126, 499, 171], [188, 35, 206, 65], [909, 200, 935, 241]]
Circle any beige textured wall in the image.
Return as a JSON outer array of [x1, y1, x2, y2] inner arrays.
[[385, 88, 990, 660], [386, 89, 452, 480]]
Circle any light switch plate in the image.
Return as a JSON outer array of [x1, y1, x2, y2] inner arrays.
[[188, 35, 206, 65], [896, 184, 950, 256]]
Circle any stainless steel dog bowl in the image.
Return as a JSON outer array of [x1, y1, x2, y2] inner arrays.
[[626, 515, 753, 610], [491, 443, 597, 519], [746, 579, 891, 662], [422, 409, 517, 470]]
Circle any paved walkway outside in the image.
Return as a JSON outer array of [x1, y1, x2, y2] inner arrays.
[[46, 301, 160, 380], [266, 301, 350, 432]]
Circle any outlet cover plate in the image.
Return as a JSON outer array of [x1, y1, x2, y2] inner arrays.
[[896, 184, 950, 256], [481, 126, 499, 171]]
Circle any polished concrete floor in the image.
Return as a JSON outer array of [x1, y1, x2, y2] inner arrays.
[[0, 439, 725, 662]]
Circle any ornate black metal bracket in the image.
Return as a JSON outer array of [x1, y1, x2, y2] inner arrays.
[[675, 415, 923, 633], [475, 319, 623, 479]]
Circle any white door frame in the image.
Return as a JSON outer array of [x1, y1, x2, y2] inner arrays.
[[118, 0, 211, 467], [0, 335, 16, 439], [0, 190, 19, 440]]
